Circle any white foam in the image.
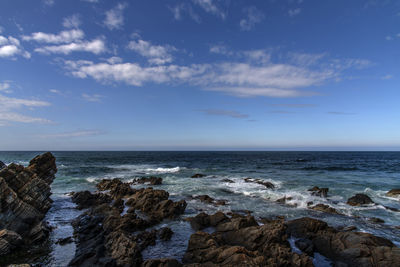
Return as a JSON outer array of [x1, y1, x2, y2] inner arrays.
[[86, 177, 97, 183], [145, 167, 183, 173]]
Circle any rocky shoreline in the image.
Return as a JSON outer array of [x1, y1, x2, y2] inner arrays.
[[1, 153, 400, 266]]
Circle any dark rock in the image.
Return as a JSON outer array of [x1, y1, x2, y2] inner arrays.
[[142, 258, 182, 267], [96, 178, 136, 198], [286, 217, 400, 267], [131, 176, 162, 185], [307, 186, 329, 198], [191, 174, 206, 178], [387, 189, 400, 197], [158, 227, 173, 241], [221, 178, 234, 183], [276, 196, 293, 203], [368, 217, 385, 224], [55, 236, 73, 245], [0, 161, 6, 170], [342, 226, 357, 232], [309, 204, 341, 215], [243, 177, 275, 189], [190, 195, 227, 206], [0, 152, 57, 256], [112, 198, 124, 214], [295, 238, 314, 256], [71, 191, 112, 209], [347, 193, 374, 206]]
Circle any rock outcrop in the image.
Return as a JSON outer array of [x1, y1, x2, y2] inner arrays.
[[190, 194, 227, 206], [244, 177, 275, 189], [286, 217, 400, 266], [307, 186, 328, 198], [387, 189, 400, 197], [183, 212, 313, 266], [191, 174, 206, 178], [0, 152, 57, 256], [0, 161, 6, 170], [69, 180, 187, 266]]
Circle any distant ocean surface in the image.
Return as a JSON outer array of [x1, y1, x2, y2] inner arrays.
[[1, 151, 400, 266]]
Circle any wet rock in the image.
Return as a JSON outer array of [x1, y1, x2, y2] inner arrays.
[[295, 238, 314, 256], [96, 178, 136, 198], [142, 258, 182, 267], [112, 198, 124, 213], [387, 189, 400, 197], [158, 227, 173, 241], [71, 191, 112, 209], [190, 195, 227, 206], [307, 186, 329, 198], [286, 217, 400, 267], [186, 212, 230, 231], [243, 177, 275, 189], [221, 178, 234, 183], [55, 236, 73, 245], [309, 204, 341, 215], [191, 174, 206, 178], [347, 193, 374, 206], [0, 229, 23, 256], [369, 217, 385, 224], [276, 196, 293, 203], [0, 160, 6, 170], [131, 176, 162, 185], [0, 152, 57, 256], [342, 226, 357, 232]]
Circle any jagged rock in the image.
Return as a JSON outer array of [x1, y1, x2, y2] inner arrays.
[[309, 204, 341, 215], [186, 212, 230, 231], [71, 191, 112, 209], [307, 186, 329, 198], [369, 217, 385, 224], [142, 258, 182, 267], [56, 236, 73, 245], [190, 195, 227, 206], [0, 152, 57, 256], [191, 174, 205, 178], [347, 193, 374, 206], [158, 227, 173, 241], [286, 217, 400, 266], [342, 226, 357, 232], [295, 238, 314, 256], [276, 196, 293, 203], [387, 189, 400, 197], [0, 161, 6, 170], [221, 178, 234, 183], [131, 176, 162, 185], [243, 178, 275, 189], [0, 229, 23, 256]]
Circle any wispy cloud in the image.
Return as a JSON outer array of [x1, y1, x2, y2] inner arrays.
[[105, 3, 128, 30], [43, 0, 54, 6], [240, 6, 265, 31], [169, 4, 201, 23], [288, 8, 302, 17], [0, 94, 51, 124], [0, 82, 12, 93], [381, 74, 393, 80], [327, 111, 356, 115], [22, 29, 84, 44], [63, 14, 81, 29], [42, 130, 103, 138], [268, 103, 316, 108], [192, 0, 226, 19], [82, 93, 104, 102], [0, 35, 30, 59], [128, 39, 176, 65], [199, 109, 249, 118], [34, 38, 106, 55], [269, 110, 296, 114]]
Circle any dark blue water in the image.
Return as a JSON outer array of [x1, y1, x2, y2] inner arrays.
[[1, 151, 399, 266]]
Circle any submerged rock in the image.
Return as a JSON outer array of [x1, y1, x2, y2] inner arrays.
[[190, 194, 227, 206], [347, 193, 374, 206], [71, 191, 112, 209], [191, 173, 206, 178], [243, 177, 275, 189], [0, 152, 57, 256], [309, 204, 341, 215], [307, 186, 329, 198], [387, 189, 400, 197], [131, 176, 162, 185]]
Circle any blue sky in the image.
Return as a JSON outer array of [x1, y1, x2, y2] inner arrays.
[[0, 0, 399, 150]]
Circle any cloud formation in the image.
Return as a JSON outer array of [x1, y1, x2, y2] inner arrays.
[[34, 38, 106, 55], [22, 29, 84, 44], [82, 93, 104, 102], [199, 109, 249, 118], [128, 39, 176, 65], [169, 4, 201, 23], [240, 6, 265, 31], [63, 14, 81, 29], [0, 35, 30, 59], [105, 3, 128, 30], [288, 8, 302, 17], [42, 130, 103, 138], [192, 0, 226, 19]]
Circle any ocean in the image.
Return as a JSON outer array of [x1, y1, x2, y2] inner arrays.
[[1, 151, 399, 266]]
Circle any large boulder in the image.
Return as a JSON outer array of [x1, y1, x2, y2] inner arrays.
[[0, 161, 6, 170], [0, 152, 57, 255], [386, 189, 400, 197], [308, 186, 329, 198]]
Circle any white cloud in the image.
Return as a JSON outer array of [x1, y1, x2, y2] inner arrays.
[[0, 94, 51, 124], [63, 14, 81, 29], [81, 0, 98, 2], [22, 29, 84, 44], [0, 26, 3, 34], [128, 39, 176, 65], [0, 82, 12, 93], [35, 38, 106, 55], [199, 109, 249, 118], [240, 6, 265, 31], [82, 93, 104, 102], [169, 4, 201, 23], [43, 0, 54, 6], [105, 3, 128, 30], [192, 0, 226, 19], [0, 35, 30, 59], [381, 74, 393, 80], [42, 130, 103, 138], [206, 87, 316, 98], [209, 44, 233, 55], [288, 8, 302, 17]]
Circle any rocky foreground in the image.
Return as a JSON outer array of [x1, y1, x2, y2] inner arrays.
[[1, 154, 400, 267], [0, 153, 57, 259]]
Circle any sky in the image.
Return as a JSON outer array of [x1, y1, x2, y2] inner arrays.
[[0, 0, 399, 151]]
